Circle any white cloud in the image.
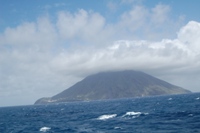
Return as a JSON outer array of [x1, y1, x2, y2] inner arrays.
[[0, 3, 199, 106], [111, 4, 183, 40], [178, 21, 200, 53], [151, 4, 171, 24], [49, 21, 200, 93], [56, 9, 107, 45], [2, 17, 57, 51], [119, 5, 148, 32]]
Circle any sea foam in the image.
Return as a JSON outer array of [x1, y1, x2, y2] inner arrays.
[[97, 114, 117, 120], [168, 98, 173, 100], [125, 111, 142, 116], [122, 111, 148, 118], [39, 127, 51, 132]]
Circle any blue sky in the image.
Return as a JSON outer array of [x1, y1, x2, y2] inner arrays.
[[1, 0, 200, 32], [0, 0, 200, 107]]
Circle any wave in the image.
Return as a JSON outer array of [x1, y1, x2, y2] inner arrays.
[[168, 98, 173, 100], [122, 111, 148, 118], [114, 126, 123, 130], [97, 114, 117, 120], [39, 127, 51, 132], [97, 111, 148, 120]]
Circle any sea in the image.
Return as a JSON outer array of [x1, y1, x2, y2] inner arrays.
[[0, 93, 200, 133]]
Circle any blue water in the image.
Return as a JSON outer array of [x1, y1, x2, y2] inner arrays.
[[1, 93, 200, 133]]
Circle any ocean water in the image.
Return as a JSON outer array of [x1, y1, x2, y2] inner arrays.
[[0, 93, 200, 133]]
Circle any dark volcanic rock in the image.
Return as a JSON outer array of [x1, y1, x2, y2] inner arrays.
[[34, 70, 191, 104]]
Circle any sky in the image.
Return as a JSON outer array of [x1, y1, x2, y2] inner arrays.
[[0, 0, 200, 107]]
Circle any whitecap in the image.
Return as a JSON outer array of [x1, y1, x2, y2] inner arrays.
[[125, 111, 142, 116], [97, 114, 117, 120], [168, 98, 172, 100], [122, 111, 148, 118], [196, 97, 200, 100], [39, 127, 51, 132], [188, 114, 193, 116], [114, 127, 122, 129]]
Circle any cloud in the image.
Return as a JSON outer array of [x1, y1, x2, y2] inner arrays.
[[50, 23, 199, 76], [56, 9, 108, 45], [151, 4, 171, 24], [119, 5, 148, 32], [0, 3, 199, 106], [110, 4, 183, 40], [107, 1, 118, 12], [50, 21, 200, 91], [2, 17, 57, 50], [178, 21, 200, 53]]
